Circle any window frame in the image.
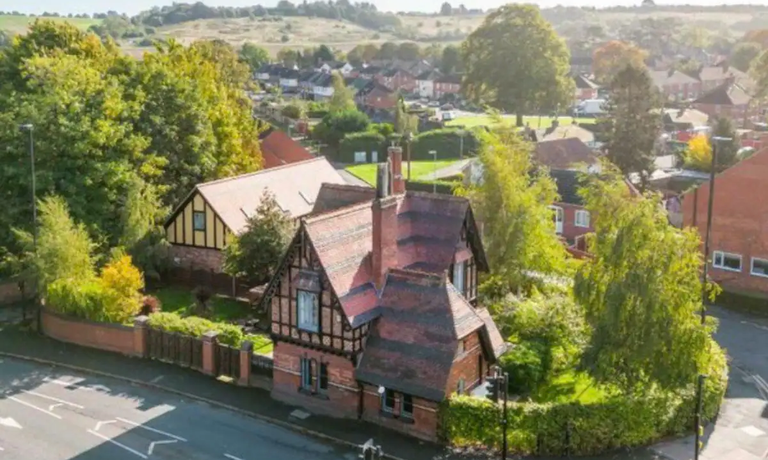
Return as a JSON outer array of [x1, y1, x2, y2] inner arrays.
[[574, 210, 591, 228], [751, 257, 768, 278], [297, 290, 319, 333], [299, 358, 312, 390], [353, 151, 366, 163], [549, 205, 564, 234], [193, 211, 206, 231], [457, 339, 465, 355], [452, 261, 465, 294], [457, 378, 465, 395], [382, 388, 396, 413], [712, 251, 742, 273], [401, 394, 414, 418], [319, 362, 329, 392]]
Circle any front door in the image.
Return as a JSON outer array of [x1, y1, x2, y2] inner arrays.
[[550, 206, 564, 234]]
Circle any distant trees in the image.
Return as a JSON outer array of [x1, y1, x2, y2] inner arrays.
[[239, 42, 270, 72], [313, 109, 370, 146], [440, 2, 453, 15], [684, 118, 740, 172], [397, 42, 421, 61], [592, 40, 648, 83], [731, 41, 762, 72], [328, 71, 356, 113], [462, 4, 574, 126], [441, 44, 461, 73]]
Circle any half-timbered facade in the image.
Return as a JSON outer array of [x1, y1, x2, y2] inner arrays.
[[262, 147, 506, 441]]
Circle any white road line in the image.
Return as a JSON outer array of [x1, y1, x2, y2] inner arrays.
[[116, 417, 188, 442], [22, 390, 84, 409], [224, 454, 244, 460], [8, 396, 62, 419], [87, 429, 148, 459], [148, 439, 177, 455], [94, 420, 116, 431]]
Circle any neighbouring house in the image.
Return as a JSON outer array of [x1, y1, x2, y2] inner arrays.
[[357, 81, 396, 110], [534, 137, 600, 172], [263, 148, 506, 441], [416, 69, 442, 99], [681, 147, 768, 296], [434, 74, 462, 99], [278, 67, 301, 92], [650, 69, 701, 101], [535, 124, 598, 149], [548, 169, 594, 245], [319, 61, 354, 75], [259, 127, 315, 169], [311, 72, 334, 100], [569, 54, 593, 75], [696, 64, 752, 93], [692, 81, 756, 128], [376, 68, 417, 92], [573, 74, 599, 102], [163, 157, 347, 276], [662, 108, 709, 132], [356, 65, 384, 80]]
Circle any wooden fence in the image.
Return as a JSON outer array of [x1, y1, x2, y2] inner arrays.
[[147, 327, 204, 371]]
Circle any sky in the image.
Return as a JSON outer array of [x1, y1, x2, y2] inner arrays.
[[1, 0, 767, 16]]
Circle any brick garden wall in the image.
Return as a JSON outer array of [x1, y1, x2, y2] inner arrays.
[[40, 309, 139, 356], [0, 280, 22, 305]]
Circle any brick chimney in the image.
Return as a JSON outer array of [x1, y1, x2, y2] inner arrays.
[[372, 163, 398, 289], [388, 146, 405, 195]]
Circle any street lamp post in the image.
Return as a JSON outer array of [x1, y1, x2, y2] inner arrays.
[[428, 150, 437, 194], [20, 124, 36, 250]]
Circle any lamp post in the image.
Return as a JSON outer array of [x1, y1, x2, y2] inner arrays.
[[458, 129, 465, 159], [19, 124, 36, 250], [428, 150, 437, 193]]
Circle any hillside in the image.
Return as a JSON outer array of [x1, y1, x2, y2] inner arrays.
[[0, 15, 100, 35]]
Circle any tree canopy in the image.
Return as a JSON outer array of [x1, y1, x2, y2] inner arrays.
[[239, 42, 270, 73], [593, 40, 648, 83], [462, 4, 574, 126], [683, 120, 740, 173], [731, 41, 762, 73], [328, 71, 356, 113]]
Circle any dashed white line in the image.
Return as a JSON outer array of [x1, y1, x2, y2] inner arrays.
[[115, 417, 188, 442], [87, 429, 148, 459], [22, 390, 84, 409], [224, 454, 245, 460], [148, 439, 177, 455], [7, 396, 62, 419]]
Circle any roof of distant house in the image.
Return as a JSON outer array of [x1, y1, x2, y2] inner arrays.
[[697, 65, 749, 84], [259, 128, 315, 169], [435, 74, 462, 84], [535, 137, 599, 169], [693, 81, 751, 106], [166, 157, 345, 234], [573, 74, 599, 90], [650, 69, 699, 87], [536, 124, 596, 145], [662, 108, 709, 127], [417, 69, 443, 81]]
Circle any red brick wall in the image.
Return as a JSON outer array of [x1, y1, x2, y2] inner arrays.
[[554, 202, 593, 242], [445, 332, 487, 395], [682, 148, 768, 295], [360, 383, 440, 442], [271, 341, 360, 417], [170, 245, 224, 273], [0, 280, 22, 305], [40, 309, 138, 356]]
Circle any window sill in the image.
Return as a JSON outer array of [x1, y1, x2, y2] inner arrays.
[[574, 224, 590, 228], [298, 387, 330, 400], [297, 326, 319, 334], [713, 266, 742, 273], [751, 271, 768, 278]]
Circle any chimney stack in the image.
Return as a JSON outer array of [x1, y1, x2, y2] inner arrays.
[[372, 162, 398, 289], [388, 146, 405, 195]]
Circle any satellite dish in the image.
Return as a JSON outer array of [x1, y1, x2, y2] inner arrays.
[[377, 386, 385, 395]]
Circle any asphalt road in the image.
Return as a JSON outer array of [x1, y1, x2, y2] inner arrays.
[[0, 359, 358, 460]]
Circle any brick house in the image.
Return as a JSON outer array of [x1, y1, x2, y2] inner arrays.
[[375, 68, 416, 92], [163, 157, 346, 274], [696, 64, 751, 93], [573, 74, 599, 102], [357, 81, 396, 110], [548, 169, 594, 245], [692, 81, 755, 128], [262, 148, 506, 441], [259, 127, 314, 169], [416, 69, 442, 99], [434, 74, 462, 99], [650, 69, 702, 101], [682, 147, 768, 296]]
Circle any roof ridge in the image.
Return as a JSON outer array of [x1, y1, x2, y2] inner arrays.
[[197, 156, 325, 189], [304, 199, 373, 225], [320, 183, 375, 192]]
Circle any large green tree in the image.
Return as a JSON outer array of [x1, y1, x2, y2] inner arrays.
[[731, 41, 762, 73], [461, 117, 568, 292], [239, 42, 270, 73], [602, 64, 661, 189], [461, 4, 574, 126], [328, 71, 356, 113], [575, 169, 716, 391]]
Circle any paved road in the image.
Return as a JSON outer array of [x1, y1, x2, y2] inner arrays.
[[0, 358, 357, 460]]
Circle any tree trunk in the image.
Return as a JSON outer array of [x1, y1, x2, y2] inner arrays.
[[516, 113, 524, 127]]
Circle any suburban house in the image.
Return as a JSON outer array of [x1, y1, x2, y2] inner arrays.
[[534, 137, 600, 172], [357, 81, 396, 110], [548, 169, 594, 245], [319, 61, 354, 75], [376, 68, 417, 92], [259, 127, 315, 169], [650, 69, 701, 101], [163, 157, 347, 275], [662, 108, 709, 132], [534, 123, 598, 149], [692, 81, 755, 127], [573, 74, 599, 102], [696, 64, 751, 93], [416, 69, 442, 99], [681, 147, 768, 296], [434, 74, 462, 99], [263, 148, 506, 441], [355, 65, 384, 80], [569, 54, 593, 75]]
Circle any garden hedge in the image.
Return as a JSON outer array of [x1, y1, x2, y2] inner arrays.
[[440, 340, 728, 456], [410, 128, 480, 160], [337, 132, 387, 163], [405, 179, 456, 195], [147, 312, 244, 347]]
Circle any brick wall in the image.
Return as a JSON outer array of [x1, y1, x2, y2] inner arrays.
[[169, 245, 224, 273], [555, 202, 593, 243], [445, 331, 486, 395], [360, 383, 440, 442], [0, 280, 22, 305], [40, 309, 138, 356], [682, 148, 768, 295], [271, 341, 360, 418]]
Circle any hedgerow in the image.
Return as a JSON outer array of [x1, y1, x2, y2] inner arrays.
[[147, 312, 245, 347]]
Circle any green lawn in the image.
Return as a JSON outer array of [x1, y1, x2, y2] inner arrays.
[[446, 115, 597, 130], [0, 15, 101, 34], [150, 286, 251, 322], [532, 370, 613, 405], [346, 160, 461, 186]]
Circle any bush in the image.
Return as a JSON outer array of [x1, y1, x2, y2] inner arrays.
[[440, 340, 728, 456], [405, 179, 456, 194], [147, 312, 245, 347], [99, 255, 145, 324], [281, 102, 305, 119], [140, 295, 162, 316], [313, 109, 370, 146], [500, 340, 551, 394], [338, 131, 386, 163], [411, 128, 480, 160], [47, 279, 108, 321]]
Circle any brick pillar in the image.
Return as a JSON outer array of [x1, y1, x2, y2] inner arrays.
[[133, 315, 149, 358], [202, 331, 219, 376], [238, 341, 253, 387]]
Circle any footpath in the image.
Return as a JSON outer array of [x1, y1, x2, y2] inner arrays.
[[0, 318, 654, 460]]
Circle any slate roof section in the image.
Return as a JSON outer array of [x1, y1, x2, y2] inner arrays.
[[312, 183, 376, 214], [259, 128, 315, 169], [694, 81, 751, 106], [535, 137, 598, 170], [573, 74, 599, 90], [436, 74, 462, 84], [180, 157, 346, 234], [650, 69, 699, 87], [355, 269, 488, 401]]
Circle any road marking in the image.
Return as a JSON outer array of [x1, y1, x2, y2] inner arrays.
[[740, 320, 768, 332], [94, 420, 116, 431], [42, 378, 110, 392], [116, 417, 187, 442], [224, 454, 245, 460], [87, 429, 148, 459], [148, 439, 177, 455], [22, 390, 84, 409], [49, 403, 63, 412], [8, 397, 61, 419], [0, 417, 22, 429], [149, 375, 164, 384]]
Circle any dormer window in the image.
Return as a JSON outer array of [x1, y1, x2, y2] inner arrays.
[[452, 262, 465, 294], [297, 290, 319, 332]]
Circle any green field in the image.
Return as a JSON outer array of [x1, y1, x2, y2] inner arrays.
[[0, 15, 101, 34], [346, 160, 460, 185], [446, 115, 597, 130]]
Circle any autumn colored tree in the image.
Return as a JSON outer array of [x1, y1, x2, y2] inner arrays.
[[744, 29, 768, 49], [462, 4, 574, 126], [684, 119, 740, 172], [592, 40, 648, 83]]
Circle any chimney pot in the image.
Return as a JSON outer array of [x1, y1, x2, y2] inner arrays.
[[388, 146, 405, 195]]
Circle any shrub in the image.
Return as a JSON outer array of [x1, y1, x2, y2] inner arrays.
[[338, 131, 386, 163], [281, 101, 305, 119], [411, 128, 480, 160], [404, 179, 456, 194], [313, 109, 370, 146], [140, 295, 162, 316], [47, 279, 107, 321], [147, 312, 245, 347], [280, 34, 289, 42], [99, 254, 144, 324], [500, 340, 552, 394]]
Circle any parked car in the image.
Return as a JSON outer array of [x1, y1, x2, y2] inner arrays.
[[441, 103, 455, 110], [574, 99, 606, 117], [428, 101, 440, 107]]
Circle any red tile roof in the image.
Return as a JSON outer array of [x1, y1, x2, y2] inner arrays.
[[259, 128, 314, 169], [535, 137, 598, 170]]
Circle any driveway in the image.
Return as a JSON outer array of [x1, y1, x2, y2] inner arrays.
[[0, 358, 357, 460]]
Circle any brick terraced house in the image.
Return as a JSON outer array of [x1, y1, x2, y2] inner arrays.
[[262, 147, 506, 441]]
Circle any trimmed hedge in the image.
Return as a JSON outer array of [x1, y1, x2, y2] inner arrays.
[[147, 312, 244, 347], [441, 340, 728, 456], [411, 128, 480, 160], [405, 179, 456, 195], [337, 132, 387, 163]]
